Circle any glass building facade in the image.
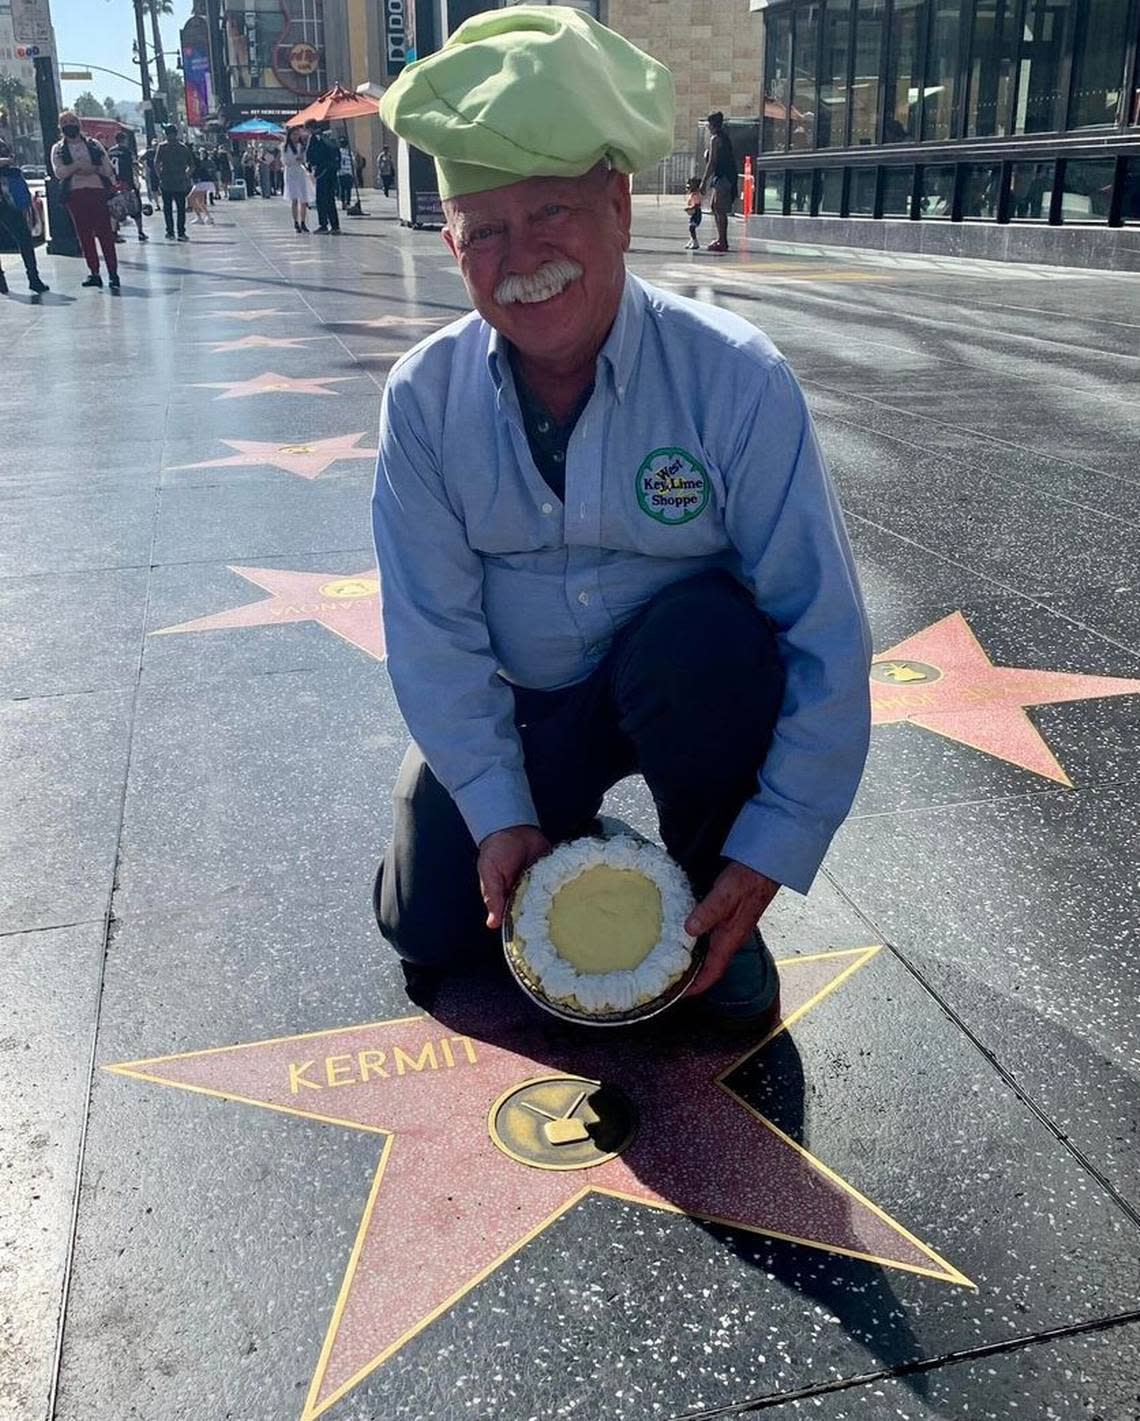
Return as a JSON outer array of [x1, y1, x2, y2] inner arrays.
[[757, 0, 1140, 224]]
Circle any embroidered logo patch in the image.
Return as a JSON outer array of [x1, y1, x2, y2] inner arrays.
[[635, 447, 710, 525]]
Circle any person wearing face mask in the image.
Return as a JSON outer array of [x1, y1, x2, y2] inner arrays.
[[370, 9, 871, 1027], [0, 138, 49, 295], [51, 111, 120, 289]]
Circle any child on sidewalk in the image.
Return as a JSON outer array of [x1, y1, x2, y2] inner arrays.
[[684, 177, 702, 250]]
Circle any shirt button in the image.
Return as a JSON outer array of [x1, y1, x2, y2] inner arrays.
[[551, 451, 564, 464], [541, 501, 554, 515], [536, 419, 551, 434], [577, 591, 590, 606]]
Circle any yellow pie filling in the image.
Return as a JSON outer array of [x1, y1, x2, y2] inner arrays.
[[547, 865, 663, 974]]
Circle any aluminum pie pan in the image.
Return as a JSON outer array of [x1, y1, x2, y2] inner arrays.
[[502, 864, 704, 1028]]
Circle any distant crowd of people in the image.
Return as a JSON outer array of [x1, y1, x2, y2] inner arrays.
[[1, 111, 400, 297]]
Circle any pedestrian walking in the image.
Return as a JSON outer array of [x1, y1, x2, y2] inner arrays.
[[51, 110, 120, 288], [108, 129, 148, 242], [189, 151, 215, 224], [353, 147, 366, 192], [154, 123, 193, 242], [305, 121, 340, 233], [0, 138, 48, 294], [282, 127, 314, 232], [271, 146, 284, 194], [699, 111, 736, 252], [257, 145, 274, 198], [241, 146, 257, 199], [377, 144, 394, 197], [336, 136, 355, 211], [214, 145, 233, 194], [143, 142, 159, 202]]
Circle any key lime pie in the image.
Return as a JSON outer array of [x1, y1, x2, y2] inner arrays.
[[505, 836, 697, 1022]]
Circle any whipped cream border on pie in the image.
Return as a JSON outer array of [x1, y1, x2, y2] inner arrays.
[[513, 836, 696, 1015]]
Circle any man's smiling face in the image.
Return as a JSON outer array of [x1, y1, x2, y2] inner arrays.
[[443, 165, 631, 369]]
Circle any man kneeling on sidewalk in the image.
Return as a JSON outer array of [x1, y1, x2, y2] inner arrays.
[[371, 7, 872, 1027]]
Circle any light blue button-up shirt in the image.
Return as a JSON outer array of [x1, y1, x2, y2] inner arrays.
[[372, 274, 871, 894]]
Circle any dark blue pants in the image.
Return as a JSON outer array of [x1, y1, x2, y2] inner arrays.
[[375, 571, 785, 970]]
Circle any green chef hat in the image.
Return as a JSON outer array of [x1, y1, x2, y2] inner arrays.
[[380, 5, 675, 200]]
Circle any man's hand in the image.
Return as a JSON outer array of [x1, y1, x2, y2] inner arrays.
[[685, 862, 780, 993], [478, 825, 551, 931]]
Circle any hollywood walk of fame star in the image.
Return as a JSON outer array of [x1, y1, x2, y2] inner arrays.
[[872, 611, 1140, 784], [187, 288, 277, 299], [200, 335, 330, 354], [335, 313, 451, 331], [106, 948, 970, 1420], [189, 371, 359, 400], [152, 565, 384, 660], [166, 434, 379, 481], [190, 308, 292, 322]]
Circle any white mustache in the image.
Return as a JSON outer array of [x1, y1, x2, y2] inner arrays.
[[494, 260, 583, 306]]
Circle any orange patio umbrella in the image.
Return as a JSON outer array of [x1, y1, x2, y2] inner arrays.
[[285, 85, 379, 128]]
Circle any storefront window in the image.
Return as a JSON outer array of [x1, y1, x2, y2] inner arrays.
[[1059, 158, 1115, 219], [789, 171, 814, 209], [884, 0, 923, 141], [1122, 160, 1140, 221], [819, 166, 845, 210], [851, 0, 885, 143], [1069, 0, 1130, 127], [919, 163, 956, 216], [763, 10, 794, 151], [966, 0, 1019, 136], [850, 165, 878, 211], [961, 161, 1002, 215], [881, 165, 915, 212], [792, 3, 822, 149], [1015, 0, 1071, 133], [923, 0, 962, 140], [1009, 160, 1054, 216], [819, 0, 853, 147]]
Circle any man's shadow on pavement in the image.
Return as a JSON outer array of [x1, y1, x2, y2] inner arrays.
[[422, 966, 929, 1404]]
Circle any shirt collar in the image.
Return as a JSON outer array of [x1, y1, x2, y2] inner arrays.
[[486, 269, 644, 404]]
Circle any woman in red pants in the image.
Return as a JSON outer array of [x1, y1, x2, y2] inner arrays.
[[50, 110, 119, 290]]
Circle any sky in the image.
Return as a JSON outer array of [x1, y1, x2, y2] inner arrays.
[[51, 0, 187, 108]]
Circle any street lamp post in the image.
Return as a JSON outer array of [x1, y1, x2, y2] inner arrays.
[[132, 0, 156, 144]]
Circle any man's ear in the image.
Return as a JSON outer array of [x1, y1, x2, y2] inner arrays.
[[442, 223, 458, 260], [606, 168, 633, 251]]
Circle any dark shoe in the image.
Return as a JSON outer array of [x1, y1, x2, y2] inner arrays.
[[294, 221, 301, 232], [81, 272, 103, 288], [137, 231, 149, 242], [316, 224, 328, 233], [690, 930, 780, 1032], [299, 222, 309, 232], [108, 272, 121, 290], [28, 276, 48, 294], [705, 240, 729, 253], [165, 231, 175, 241], [0, 271, 8, 295], [177, 233, 189, 242], [114, 233, 127, 244]]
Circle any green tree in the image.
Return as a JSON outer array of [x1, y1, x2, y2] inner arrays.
[[72, 91, 103, 117]]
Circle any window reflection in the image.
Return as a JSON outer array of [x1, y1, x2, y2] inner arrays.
[[922, 0, 962, 140], [792, 3, 821, 149], [850, 165, 878, 211], [961, 161, 1003, 216], [920, 164, 956, 217], [1060, 158, 1115, 219], [1069, 0, 1130, 126], [881, 165, 914, 212], [1009, 161, 1054, 217], [851, 0, 885, 144], [819, 0, 852, 147], [763, 11, 794, 151], [967, 0, 1019, 136], [1122, 160, 1140, 221], [1016, 0, 1071, 133], [884, 0, 923, 141], [818, 166, 845, 212]]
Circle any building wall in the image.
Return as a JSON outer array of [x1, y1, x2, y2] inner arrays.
[[603, 0, 762, 150]]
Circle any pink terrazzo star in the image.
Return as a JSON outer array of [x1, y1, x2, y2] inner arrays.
[[336, 313, 450, 331], [152, 565, 384, 659], [190, 308, 292, 322], [871, 611, 1140, 784], [203, 334, 328, 353], [189, 370, 358, 399], [166, 434, 378, 481], [108, 948, 969, 1420]]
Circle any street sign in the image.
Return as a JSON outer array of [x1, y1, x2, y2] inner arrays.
[[10, 0, 55, 54], [60, 69, 92, 81]]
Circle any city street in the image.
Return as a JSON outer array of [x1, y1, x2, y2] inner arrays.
[[4, 194, 1140, 1421]]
